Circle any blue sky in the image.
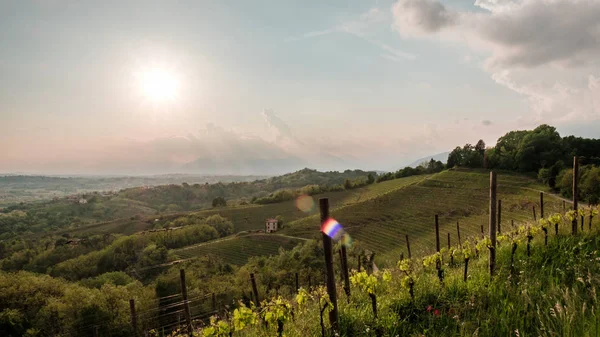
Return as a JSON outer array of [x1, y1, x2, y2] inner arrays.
[[1, 0, 599, 174]]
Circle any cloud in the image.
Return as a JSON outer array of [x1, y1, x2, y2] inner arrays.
[[391, 0, 457, 37], [391, 0, 600, 122]]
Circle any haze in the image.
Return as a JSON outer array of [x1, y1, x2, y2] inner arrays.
[[1, 0, 599, 175]]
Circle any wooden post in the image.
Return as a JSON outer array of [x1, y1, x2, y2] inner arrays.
[[489, 172, 497, 276], [434, 215, 440, 252], [338, 249, 344, 284], [295, 273, 299, 293], [448, 232, 453, 265], [480, 224, 484, 238], [447, 232, 451, 249], [320, 198, 339, 332], [456, 221, 462, 246], [405, 234, 412, 259], [533, 206, 537, 221], [573, 156, 579, 234], [540, 192, 544, 219], [563, 200, 566, 213], [250, 273, 260, 306], [511, 219, 514, 228], [497, 200, 502, 234], [341, 245, 351, 299], [212, 293, 216, 311], [179, 269, 192, 336], [129, 299, 138, 337], [581, 215, 585, 231]]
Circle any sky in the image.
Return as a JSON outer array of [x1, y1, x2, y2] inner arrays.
[[1, 0, 600, 175]]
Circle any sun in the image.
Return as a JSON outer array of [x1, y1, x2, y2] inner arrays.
[[137, 67, 179, 103]]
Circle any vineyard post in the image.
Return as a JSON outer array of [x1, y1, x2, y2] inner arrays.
[[250, 273, 260, 307], [341, 245, 351, 299], [511, 220, 514, 228], [211, 293, 216, 312], [572, 156, 579, 234], [129, 299, 138, 337], [533, 206, 537, 221], [434, 215, 443, 282], [320, 198, 339, 332], [498, 199, 502, 234], [540, 192, 544, 218], [448, 232, 453, 265], [489, 171, 497, 277], [435, 215, 440, 252], [405, 234, 412, 259], [338, 249, 344, 284], [456, 221, 462, 246], [295, 273, 299, 293], [563, 200, 566, 213], [179, 269, 192, 336], [480, 225, 484, 238], [581, 215, 585, 231]]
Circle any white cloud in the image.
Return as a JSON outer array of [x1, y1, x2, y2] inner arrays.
[[391, 0, 600, 122], [391, 0, 457, 37]]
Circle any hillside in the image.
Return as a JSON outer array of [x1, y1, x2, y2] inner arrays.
[[0, 168, 378, 239], [0, 167, 595, 337], [172, 233, 306, 266], [284, 168, 566, 262]]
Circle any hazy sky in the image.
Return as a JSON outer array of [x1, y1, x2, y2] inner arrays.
[[1, 0, 600, 175]]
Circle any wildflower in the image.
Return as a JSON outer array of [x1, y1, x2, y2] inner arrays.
[[434, 309, 440, 317], [426, 305, 433, 312]]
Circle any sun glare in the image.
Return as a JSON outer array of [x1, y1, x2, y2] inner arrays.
[[137, 67, 179, 103]]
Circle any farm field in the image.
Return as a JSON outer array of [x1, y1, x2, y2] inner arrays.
[[60, 174, 428, 237], [171, 233, 305, 266], [283, 169, 567, 263]]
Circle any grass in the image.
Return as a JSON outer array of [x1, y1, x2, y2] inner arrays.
[[171, 234, 305, 266], [188, 217, 600, 337], [283, 169, 568, 264]]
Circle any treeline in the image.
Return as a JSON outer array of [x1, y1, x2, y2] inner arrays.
[[446, 125, 600, 204], [120, 168, 377, 211], [376, 159, 445, 183]]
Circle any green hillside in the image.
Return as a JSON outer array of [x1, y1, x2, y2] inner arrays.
[[172, 233, 305, 266], [284, 169, 567, 261]]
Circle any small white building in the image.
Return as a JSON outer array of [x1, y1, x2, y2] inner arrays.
[[78, 198, 88, 204], [265, 218, 278, 233]]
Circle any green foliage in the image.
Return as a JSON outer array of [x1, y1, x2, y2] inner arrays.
[[211, 197, 227, 208]]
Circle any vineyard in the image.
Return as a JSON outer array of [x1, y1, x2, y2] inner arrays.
[[172, 234, 305, 266], [154, 171, 598, 337], [283, 169, 565, 262], [2, 167, 597, 337]]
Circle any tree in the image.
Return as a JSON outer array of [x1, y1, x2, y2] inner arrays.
[[212, 197, 227, 208], [344, 179, 352, 190], [206, 214, 234, 237], [447, 147, 463, 168], [367, 174, 375, 184], [475, 139, 486, 156], [275, 215, 284, 229], [581, 166, 600, 204]]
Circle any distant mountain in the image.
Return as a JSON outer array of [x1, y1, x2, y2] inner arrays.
[[407, 152, 450, 168]]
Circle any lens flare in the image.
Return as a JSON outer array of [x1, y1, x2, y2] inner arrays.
[[295, 194, 315, 213]]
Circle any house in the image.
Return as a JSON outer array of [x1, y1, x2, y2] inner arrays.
[[265, 218, 278, 233], [78, 198, 88, 204]]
